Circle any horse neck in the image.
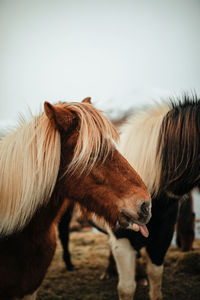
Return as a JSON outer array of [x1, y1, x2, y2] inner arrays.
[[25, 134, 76, 237], [22, 191, 67, 239], [160, 154, 200, 196]]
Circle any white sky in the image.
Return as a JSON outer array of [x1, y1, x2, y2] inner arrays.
[[0, 0, 200, 127]]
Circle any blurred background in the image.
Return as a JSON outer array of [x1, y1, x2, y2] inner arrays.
[[0, 0, 200, 128], [0, 0, 200, 234]]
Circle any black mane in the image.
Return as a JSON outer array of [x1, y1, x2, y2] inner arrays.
[[170, 93, 200, 110], [159, 93, 200, 196]]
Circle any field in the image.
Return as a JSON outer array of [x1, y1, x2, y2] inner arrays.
[[37, 229, 200, 300]]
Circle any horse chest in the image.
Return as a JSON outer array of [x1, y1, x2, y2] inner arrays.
[[0, 226, 56, 299]]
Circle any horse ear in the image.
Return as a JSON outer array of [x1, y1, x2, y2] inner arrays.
[[44, 102, 56, 122], [82, 97, 92, 104], [44, 101, 75, 130]]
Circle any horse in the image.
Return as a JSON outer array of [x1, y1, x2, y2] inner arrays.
[[0, 98, 151, 300], [176, 191, 195, 251], [105, 94, 200, 300], [58, 94, 200, 300], [99, 191, 196, 286]]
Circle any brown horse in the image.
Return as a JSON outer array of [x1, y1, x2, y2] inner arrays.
[[105, 95, 200, 300], [0, 98, 151, 300]]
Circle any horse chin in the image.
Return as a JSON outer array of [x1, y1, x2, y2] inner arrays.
[[114, 219, 149, 238], [116, 208, 151, 238]]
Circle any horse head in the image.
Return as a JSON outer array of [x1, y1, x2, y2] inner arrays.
[[44, 99, 151, 235]]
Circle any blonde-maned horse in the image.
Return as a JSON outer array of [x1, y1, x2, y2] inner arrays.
[[58, 95, 200, 300], [0, 98, 151, 300], [105, 95, 200, 300]]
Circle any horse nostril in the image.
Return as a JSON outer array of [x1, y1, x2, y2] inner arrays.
[[140, 201, 149, 217]]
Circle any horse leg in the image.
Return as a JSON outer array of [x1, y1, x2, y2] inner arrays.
[[109, 233, 136, 300], [146, 253, 163, 300], [58, 204, 74, 270], [14, 290, 37, 300], [145, 196, 179, 300], [176, 192, 195, 251], [22, 291, 37, 300], [101, 250, 117, 279], [136, 254, 148, 286]]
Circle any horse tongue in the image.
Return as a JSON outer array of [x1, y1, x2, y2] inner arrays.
[[139, 225, 149, 238]]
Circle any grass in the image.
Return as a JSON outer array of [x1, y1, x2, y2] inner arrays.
[[37, 231, 200, 300]]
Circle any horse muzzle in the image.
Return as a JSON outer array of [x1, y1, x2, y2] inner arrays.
[[118, 201, 151, 229]]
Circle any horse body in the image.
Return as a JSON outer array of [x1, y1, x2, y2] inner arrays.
[[0, 98, 151, 299], [0, 203, 57, 299], [109, 95, 200, 300]]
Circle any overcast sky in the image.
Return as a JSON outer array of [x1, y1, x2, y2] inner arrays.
[[0, 0, 200, 127]]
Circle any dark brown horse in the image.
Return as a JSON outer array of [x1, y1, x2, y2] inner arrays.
[[107, 95, 200, 300], [0, 98, 151, 300]]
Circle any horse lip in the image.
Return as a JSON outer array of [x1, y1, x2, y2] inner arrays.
[[119, 207, 151, 227], [118, 208, 138, 228]]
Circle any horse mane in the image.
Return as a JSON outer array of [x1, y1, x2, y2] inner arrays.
[[0, 102, 118, 236], [120, 93, 200, 196], [0, 112, 61, 235], [119, 102, 170, 196], [159, 94, 200, 191], [60, 101, 119, 176]]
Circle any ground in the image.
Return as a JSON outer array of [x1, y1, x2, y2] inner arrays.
[[37, 230, 200, 300]]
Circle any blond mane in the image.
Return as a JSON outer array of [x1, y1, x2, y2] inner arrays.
[[0, 112, 60, 235], [60, 101, 119, 175], [119, 103, 170, 196], [0, 101, 119, 235]]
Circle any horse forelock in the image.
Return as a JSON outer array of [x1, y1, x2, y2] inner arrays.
[[159, 95, 200, 191], [59, 101, 119, 176], [0, 112, 61, 235], [119, 102, 170, 196]]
